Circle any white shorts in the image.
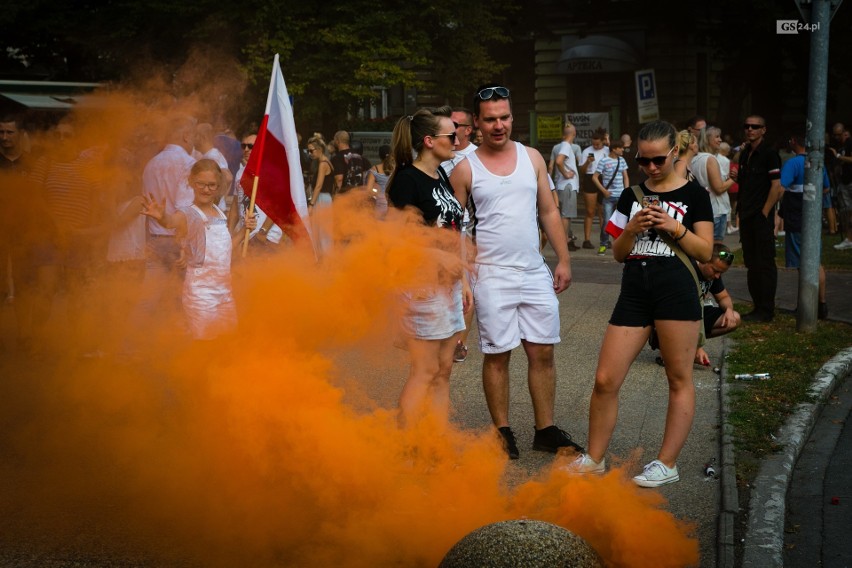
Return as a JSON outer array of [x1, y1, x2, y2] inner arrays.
[[471, 262, 560, 353], [399, 280, 465, 341]]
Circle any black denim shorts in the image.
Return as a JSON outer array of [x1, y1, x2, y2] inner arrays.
[[609, 257, 702, 327]]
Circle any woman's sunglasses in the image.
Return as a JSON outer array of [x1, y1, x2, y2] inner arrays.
[[431, 132, 457, 143], [635, 146, 675, 167]]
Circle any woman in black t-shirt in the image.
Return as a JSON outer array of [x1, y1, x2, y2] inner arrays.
[[566, 120, 714, 488], [386, 106, 471, 427]]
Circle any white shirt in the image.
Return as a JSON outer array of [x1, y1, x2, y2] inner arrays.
[[552, 141, 579, 191], [142, 144, 195, 236], [441, 142, 477, 178], [234, 163, 283, 244], [467, 142, 543, 270], [579, 145, 610, 176], [691, 152, 731, 216]]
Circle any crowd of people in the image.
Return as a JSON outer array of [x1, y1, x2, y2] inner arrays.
[[1, 86, 848, 488]]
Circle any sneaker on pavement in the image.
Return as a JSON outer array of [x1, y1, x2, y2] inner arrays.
[[453, 341, 468, 363], [498, 426, 520, 460], [726, 225, 739, 234], [633, 459, 680, 487], [582, 240, 594, 249], [834, 239, 852, 250], [568, 240, 579, 251], [562, 453, 606, 475], [597, 245, 607, 255], [532, 425, 585, 453]]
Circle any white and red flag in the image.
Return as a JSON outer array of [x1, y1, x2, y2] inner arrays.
[[240, 54, 312, 248]]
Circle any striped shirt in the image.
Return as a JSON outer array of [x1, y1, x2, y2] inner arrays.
[[32, 154, 100, 232]]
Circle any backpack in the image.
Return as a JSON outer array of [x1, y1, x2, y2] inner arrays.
[[341, 151, 365, 191]]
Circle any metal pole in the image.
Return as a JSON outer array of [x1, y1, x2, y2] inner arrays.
[[798, 0, 832, 332]]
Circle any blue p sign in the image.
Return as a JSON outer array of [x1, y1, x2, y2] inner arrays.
[[638, 72, 655, 101]]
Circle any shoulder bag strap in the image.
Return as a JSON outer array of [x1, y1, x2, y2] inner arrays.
[[604, 158, 622, 190]]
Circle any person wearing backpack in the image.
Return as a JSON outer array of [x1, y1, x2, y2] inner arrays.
[[330, 131, 366, 195]]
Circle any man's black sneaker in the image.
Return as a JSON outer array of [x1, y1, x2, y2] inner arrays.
[[742, 310, 773, 323], [532, 425, 585, 453], [498, 426, 520, 460]]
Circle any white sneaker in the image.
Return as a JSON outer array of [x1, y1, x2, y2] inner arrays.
[[633, 459, 679, 487], [562, 453, 606, 475], [834, 239, 852, 250], [726, 226, 739, 234]]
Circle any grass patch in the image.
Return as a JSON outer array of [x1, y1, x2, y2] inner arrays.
[[725, 302, 852, 481], [729, 232, 852, 271]]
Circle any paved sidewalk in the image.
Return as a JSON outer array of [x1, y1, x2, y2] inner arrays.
[[540, 222, 852, 568]]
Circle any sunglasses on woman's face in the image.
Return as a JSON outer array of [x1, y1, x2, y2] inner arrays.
[[635, 146, 675, 167], [431, 132, 457, 143], [475, 86, 510, 101]]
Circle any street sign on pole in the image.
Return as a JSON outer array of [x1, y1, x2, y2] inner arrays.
[[635, 69, 660, 124]]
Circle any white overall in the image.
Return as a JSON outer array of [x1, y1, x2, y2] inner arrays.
[[183, 205, 237, 340]]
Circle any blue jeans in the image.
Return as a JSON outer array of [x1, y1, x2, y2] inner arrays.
[[713, 214, 728, 242], [599, 195, 619, 246]]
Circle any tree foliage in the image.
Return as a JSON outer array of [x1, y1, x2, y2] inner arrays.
[[0, 0, 515, 132]]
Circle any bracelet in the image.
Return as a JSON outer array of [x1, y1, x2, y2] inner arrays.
[[674, 225, 688, 241], [669, 221, 681, 239], [259, 227, 268, 234]]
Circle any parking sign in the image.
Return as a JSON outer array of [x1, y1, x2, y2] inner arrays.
[[635, 69, 660, 123]]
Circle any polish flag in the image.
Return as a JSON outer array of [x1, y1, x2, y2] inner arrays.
[[241, 54, 313, 247]]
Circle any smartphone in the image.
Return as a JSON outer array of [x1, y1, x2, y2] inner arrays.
[[642, 195, 660, 208]]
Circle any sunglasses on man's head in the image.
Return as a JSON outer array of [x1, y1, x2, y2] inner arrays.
[[475, 86, 510, 101], [635, 146, 675, 167], [718, 250, 735, 264], [743, 123, 765, 130]]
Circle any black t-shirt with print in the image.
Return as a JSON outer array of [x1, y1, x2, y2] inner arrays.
[[388, 165, 463, 230], [697, 268, 725, 299], [609, 180, 713, 259]]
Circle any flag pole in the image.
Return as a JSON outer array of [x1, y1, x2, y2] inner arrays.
[[240, 54, 280, 259], [241, 176, 260, 258]]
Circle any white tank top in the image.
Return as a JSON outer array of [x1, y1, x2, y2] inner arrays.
[[468, 141, 544, 270]]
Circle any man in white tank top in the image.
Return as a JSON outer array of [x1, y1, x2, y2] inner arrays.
[[450, 85, 582, 460]]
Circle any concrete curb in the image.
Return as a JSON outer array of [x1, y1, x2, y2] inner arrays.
[[738, 346, 852, 567], [717, 336, 738, 568]]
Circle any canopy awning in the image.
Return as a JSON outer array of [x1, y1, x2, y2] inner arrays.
[[0, 92, 81, 110], [557, 35, 641, 74]]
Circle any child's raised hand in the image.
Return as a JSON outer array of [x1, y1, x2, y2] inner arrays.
[[140, 194, 166, 222]]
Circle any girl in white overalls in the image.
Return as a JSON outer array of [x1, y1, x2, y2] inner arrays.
[[141, 159, 256, 340]]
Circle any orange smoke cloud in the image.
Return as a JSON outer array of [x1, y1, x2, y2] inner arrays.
[[0, 63, 698, 568]]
